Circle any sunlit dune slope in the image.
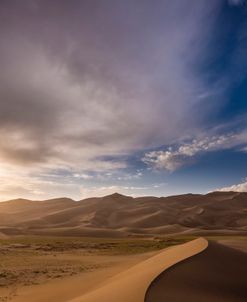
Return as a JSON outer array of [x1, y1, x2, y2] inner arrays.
[[69, 238, 208, 302]]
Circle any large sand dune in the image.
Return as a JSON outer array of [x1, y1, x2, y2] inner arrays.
[[0, 191, 246, 237], [69, 238, 208, 302], [145, 241, 247, 302]]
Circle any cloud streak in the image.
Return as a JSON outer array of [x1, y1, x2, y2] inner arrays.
[[218, 179, 247, 192], [143, 131, 247, 171]]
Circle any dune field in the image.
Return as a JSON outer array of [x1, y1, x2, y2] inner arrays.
[[0, 192, 246, 302], [0, 192, 246, 238]]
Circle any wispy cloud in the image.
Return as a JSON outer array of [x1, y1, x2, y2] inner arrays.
[[73, 173, 93, 180], [143, 132, 247, 171], [218, 178, 247, 192]]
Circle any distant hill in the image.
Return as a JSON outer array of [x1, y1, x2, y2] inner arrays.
[[0, 192, 246, 237]]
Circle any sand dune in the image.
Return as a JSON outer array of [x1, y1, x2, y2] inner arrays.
[[0, 192, 246, 237], [69, 238, 208, 302], [145, 241, 247, 302]]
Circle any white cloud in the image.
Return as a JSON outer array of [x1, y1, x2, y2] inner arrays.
[[73, 173, 93, 180], [143, 150, 184, 172], [218, 179, 247, 192], [143, 133, 246, 171], [116, 171, 143, 181]]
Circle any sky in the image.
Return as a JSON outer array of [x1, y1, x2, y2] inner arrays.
[[0, 0, 247, 200]]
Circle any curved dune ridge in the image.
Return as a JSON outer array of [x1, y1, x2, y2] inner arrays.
[[145, 241, 247, 302], [69, 237, 208, 302]]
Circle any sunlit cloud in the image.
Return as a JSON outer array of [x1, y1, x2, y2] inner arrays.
[[143, 131, 247, 171], [217, 178, 247, 192]]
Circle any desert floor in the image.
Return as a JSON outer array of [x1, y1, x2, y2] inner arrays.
[[0, 236, 189, 302], [0, 235, 246, 302]]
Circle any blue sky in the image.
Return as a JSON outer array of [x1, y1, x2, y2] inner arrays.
[[0, 0, 246, 200]]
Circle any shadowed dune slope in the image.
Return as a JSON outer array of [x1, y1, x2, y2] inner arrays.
[[0, 192, 246, 236], [69, 238, 208, 302], [145, 241, 247, 302]]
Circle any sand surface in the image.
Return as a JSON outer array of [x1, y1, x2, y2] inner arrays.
[[145, 241, 247, 302], [8, 252, 156, 302], [69, 237, 207, 302], [0, 236, 190, 302], [1, 191, 246, 237]]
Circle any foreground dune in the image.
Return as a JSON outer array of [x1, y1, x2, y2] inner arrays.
[[69, 237, 208, 302], [145, 241, 247, 302], [10, 252, 157, 302]]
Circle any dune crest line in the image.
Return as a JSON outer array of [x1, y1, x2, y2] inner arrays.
[[69, 237, 208, 302]]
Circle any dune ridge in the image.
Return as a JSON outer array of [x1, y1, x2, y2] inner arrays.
[[69, 237, 208, 302], [145, 241, 247, 302]]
